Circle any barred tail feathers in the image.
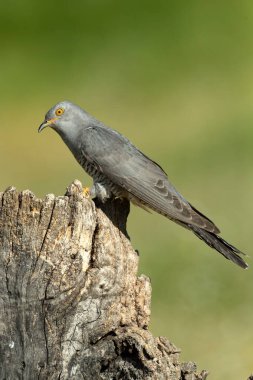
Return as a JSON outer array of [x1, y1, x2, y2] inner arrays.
[[191, 226, 248, 269]]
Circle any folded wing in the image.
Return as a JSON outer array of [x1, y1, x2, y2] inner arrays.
[[83, 125, 219, 233]]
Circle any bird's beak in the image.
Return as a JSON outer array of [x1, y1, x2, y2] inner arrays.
[[38, 117, 58, 133]]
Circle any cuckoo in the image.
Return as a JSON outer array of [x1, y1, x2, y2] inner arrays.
[[38, 101, 248, 269]]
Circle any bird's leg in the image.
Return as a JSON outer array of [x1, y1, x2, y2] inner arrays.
[[90, 182, 112, 203], [83, 187, 91, 198]]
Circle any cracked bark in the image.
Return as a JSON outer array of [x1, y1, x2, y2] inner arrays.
[[0, 180, 208, 380]]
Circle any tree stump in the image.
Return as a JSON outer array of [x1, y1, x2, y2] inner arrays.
[[0, 180, 208, 380]]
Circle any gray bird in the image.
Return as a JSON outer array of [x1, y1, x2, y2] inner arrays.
[[38, 100, 248, 269]]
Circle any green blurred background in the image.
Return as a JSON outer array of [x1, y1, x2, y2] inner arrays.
[[1, 1, 253, 378]]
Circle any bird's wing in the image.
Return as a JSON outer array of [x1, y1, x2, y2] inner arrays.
[[82, 125, 219, 233]]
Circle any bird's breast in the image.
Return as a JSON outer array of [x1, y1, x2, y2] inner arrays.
[[77, 152, 126, 199]]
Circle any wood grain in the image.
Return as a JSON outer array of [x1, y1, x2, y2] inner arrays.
[[0, 180, 208, 380]]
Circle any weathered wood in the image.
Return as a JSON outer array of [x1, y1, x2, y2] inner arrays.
[[0, 180, 208, 380]]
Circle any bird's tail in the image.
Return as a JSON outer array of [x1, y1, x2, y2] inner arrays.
[[191, 226, 248, 269]]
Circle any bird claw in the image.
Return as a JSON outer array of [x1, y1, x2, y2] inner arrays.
[[83, 187, 91, 198]]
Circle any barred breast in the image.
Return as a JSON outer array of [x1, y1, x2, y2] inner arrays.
[[77, 152, 127, 200]]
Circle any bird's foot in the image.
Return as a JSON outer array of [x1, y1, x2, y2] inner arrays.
[[83, 187, 91, 198]]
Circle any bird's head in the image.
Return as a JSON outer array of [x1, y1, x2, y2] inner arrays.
[[38, 100, 90, 137]]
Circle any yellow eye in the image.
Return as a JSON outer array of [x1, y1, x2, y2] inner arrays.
[[55, 107, 64, 116]]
